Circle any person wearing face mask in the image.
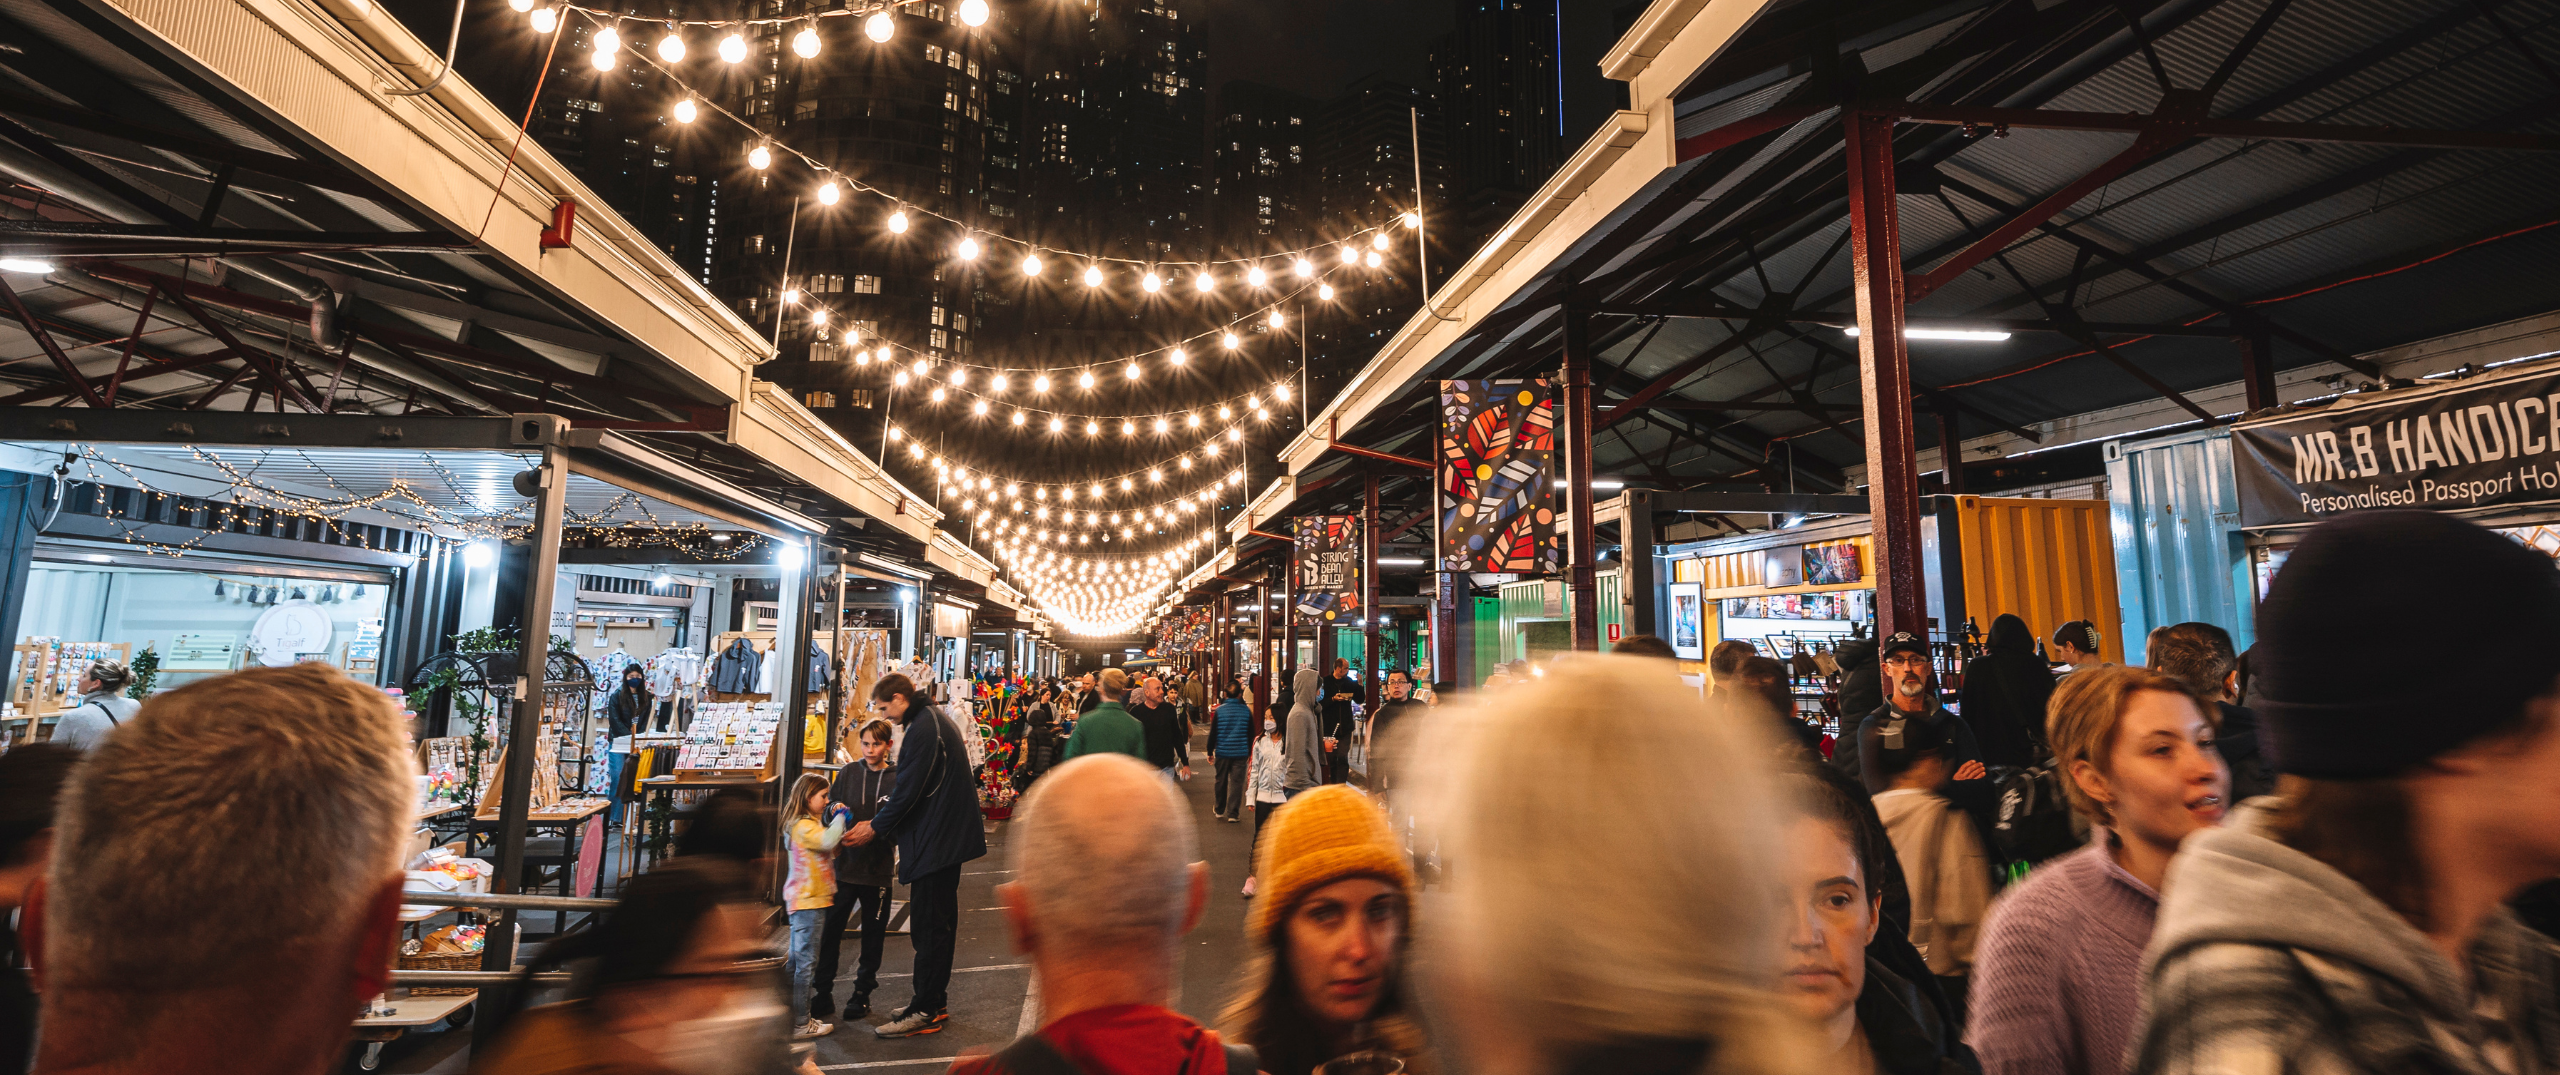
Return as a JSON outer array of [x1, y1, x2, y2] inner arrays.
[[1242, 710, 1288, 898], [474, 860, 790, 1075], [1223, 785, 1429, 1075], [605, 666, 652, 826], [1969, 666, 2227, 1075], [1775, 767, 1983, 1075]]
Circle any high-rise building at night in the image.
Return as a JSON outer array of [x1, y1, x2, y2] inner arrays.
[[1208, 82, 1319, 258], [1429, 0, 1563, 256]]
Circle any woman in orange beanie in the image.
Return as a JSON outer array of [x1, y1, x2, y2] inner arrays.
[[1221, 784, 1430, 1075]]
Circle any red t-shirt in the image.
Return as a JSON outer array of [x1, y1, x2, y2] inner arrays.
[[948, 1004, 1232, 1075]]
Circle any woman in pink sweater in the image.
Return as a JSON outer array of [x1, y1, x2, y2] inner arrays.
[[1969, 666, 2228, 1075]]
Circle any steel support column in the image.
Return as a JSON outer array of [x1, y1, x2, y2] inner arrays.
[[1845, 111, 1929, 641], [1560, 310, 1600, 650], [1430, 572, 1457, 692], [1362, 470, 1380, 706], [778, 536, 816, 809], [1935, 409, 1967, 495], [1254, 581, 1271, 716], [1623, 490, 1658, 638], [477, 423, 566, 1046], [2237, 330, 2279, 413]]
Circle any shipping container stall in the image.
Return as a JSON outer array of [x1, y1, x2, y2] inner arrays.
[[2106, 429, 2255, 656]]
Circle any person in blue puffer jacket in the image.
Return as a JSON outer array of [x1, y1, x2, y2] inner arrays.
[[1209, 683, 1255, 822]]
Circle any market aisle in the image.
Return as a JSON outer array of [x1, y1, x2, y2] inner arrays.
[[807, 723, 1253, 1071]]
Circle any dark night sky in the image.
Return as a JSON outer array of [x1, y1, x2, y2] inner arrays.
[[1191, 0, 1632, 147]]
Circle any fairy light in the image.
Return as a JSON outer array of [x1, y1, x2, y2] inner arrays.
[[530, 6, 557, 31], [1022, 252, 1043, 276], [1221, 331, 1240, 350], [1032, 373, 1051, 393], [887, 208, 910, 234], [930, 387, 948, 402], [1342, 245, 1359, 266], [1365, 250, 1382, 268], [1372, 232, 1391, 250], [1194, 271, 1215, 293], [948, 367, 966, 386], [792, 23, 820, 57], [656, 32, 685, 62], [1047, 416, 1065, 432], [718, 31, 746, 62], [1319, 284, 1335, 300], [593, 26, 620, 53], [957, 237, 980, 261], [1268, 309, 1285, 329], [673, 97, 698, 123], [748, 144, 771, 170], [989, 372, 1009, 392], [958, 0, 989, 25], [1168, 347, 1186, 366], [1140, 271, 1162, 294], [972, 400, 989, 416], [864, 10, 893, 40], [1083, 264, 1104, 287], [1124, 361, 1142, 380], [1077, 371, 1097, 389], [816, 179, 839, 205], [1011, 411, 1027, 426], [1247, 266, 1268, 287], [1294, 257, 1314, 277]]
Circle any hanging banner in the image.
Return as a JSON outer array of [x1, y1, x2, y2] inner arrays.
[[1436, 379, 1562, 575], [1293, 515, 1361, 624], [2233, 365, 2560, 529]]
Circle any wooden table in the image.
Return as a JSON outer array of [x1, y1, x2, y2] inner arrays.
[[350, 991, 476, 1071]]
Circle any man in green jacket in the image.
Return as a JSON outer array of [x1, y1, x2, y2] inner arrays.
[[1060, 667, 1147, 761]]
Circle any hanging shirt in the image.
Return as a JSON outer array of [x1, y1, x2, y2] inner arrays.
[[760, 643, 784, 698]]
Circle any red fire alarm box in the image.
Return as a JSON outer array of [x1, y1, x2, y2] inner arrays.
[[539, 199, 578, 249]]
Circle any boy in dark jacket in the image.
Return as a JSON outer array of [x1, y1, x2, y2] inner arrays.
[[813, 719, 899, 1021]]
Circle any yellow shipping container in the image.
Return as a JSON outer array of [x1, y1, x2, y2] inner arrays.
[[1951, 497, 2125, 665]]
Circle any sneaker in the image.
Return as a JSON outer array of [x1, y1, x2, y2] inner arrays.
[[810, 993, 836, 1021], [792, 1018, 834, 1040], [874, 1008, 947, 1039]]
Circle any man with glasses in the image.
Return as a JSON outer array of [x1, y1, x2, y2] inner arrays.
[[1834, 633, 1995, 833]]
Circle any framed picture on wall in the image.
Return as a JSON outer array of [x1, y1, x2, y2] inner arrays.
[[1668, 583, 1704, 659]]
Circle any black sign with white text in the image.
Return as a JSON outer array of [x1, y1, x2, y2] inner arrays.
[[2233, 367, 2560, 528]]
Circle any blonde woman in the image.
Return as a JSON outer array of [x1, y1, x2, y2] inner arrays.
[[1402, 653, 1813, 1075], [1970, 665, 2226, 1075]]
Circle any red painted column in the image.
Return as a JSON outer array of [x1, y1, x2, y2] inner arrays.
[[1363, 470, 1381, 705], [1846, 111, 1929, 641], [1561, 309, 1600, 650], [1254, 580, 1271, 715]]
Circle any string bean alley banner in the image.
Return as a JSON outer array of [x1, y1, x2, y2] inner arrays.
[[1437, 379, 1561, 575], [1293, 515, 1361, 624], [2233, 364, 2560, 528]]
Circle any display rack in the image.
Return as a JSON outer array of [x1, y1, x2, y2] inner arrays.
[[408, 647, 597, 813], [671, 700, 783, 780], [8, 640, 132, 716]]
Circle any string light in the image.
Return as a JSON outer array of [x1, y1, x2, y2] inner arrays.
[[673, 97, 698, 122], [718, 30, 746, 62], [1083, 264, 1104, 287], [530, 6, 557, 31], [792, 22, 821, 57], [655, 32, 685, 62], [748, 144, 770, 170], [1365, 250, 1382, 268], [1372, 232, 1391, 250], [957, 0, 989, 26], [1402, 211, 1423, 229], [1194, 271, 1215, 293], [887, 208, 909, 233], [1247, 266, 1267, 287], [815, 179, 839, 205], [864, 10, 893, 40], [1168, 347, 1186, 366], [1268, 310, 1285, 329], [1319, 284, 1335, 300], [1022, 252, 1043, 276], [1141, 271, 1162, 294], [508, 0, 532, 10], [1294, 257, 1314, 277], [1221, 332, 1240, 350]]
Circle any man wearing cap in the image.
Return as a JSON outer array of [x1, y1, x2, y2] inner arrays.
[[2129, 510, 2560, 1075], [1833, 633, 1995, 832]]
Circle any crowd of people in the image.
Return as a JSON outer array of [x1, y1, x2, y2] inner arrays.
[[2, 509, 2558, 1075]]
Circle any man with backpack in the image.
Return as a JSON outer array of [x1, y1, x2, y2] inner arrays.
[[1840, 634, 2000, 852]]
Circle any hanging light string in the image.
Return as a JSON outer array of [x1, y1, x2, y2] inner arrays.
[[538, 0, 929, 30], [803, 259, 1345, 381], [903, 414, 1263, 500], [885, 377, 1291, 450], [603, 30, 1415, 274]]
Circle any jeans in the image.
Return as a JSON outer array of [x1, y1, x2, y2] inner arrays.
[[1251, 800, 1281, 869], [604, 751, 629, 827], [905, 864, 962, 1014], [787, 907, 825, 1024], [1214, 756, 1246, 817], [813, 882, 892, 1008]]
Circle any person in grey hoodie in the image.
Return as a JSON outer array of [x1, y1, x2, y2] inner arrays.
[[1283, 666, 1324, 797], [2129, 510, 2560, 1075]]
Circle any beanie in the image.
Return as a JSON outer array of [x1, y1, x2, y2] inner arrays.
[[1248, 785, 1416, 941], [2254, 510, 2560, 778]]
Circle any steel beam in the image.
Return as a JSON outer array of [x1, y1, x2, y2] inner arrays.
[[1845, 112, 1929, 640], [2237, 330, 2278, 413], [1254, 580, 1271, 715], [0, 276, 107, 408], [1581, 299, 2239, 337], [1561, 309, 1599, 650], [480, 426, 566, 1042], [1879, 100, 2560, 152]]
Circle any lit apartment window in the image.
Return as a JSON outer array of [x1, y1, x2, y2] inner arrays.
[[806, 391, 837, 408], [853, 275, 882, 294]]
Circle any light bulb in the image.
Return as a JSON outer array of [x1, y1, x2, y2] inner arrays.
[[508, 0, 532, 11], [1186, 413, 1200, 428], [1011, 411, 1026, 426], [893, 370, 910, 386], [815, 179, 839, 205], [990, 372, 1009, 391], [1140, 271, 1162, 293], [1022, 253, 1043, 275], [1342, 245, 1360, 265], [1244, 265, 1268, 288], [1268, 310, 1285, 329], [1168, 347, 1187, 366], [1120, 420, 1135, 435], [1274, 383, 1292, 401], [1152, 418, 1168, 434], [1293, 256, 1314, 277], [1221, 332, 1240, 350], [958, 0, 989, 26], [1194, 271, 1215, 293], [1082, 264, 1103, 287], [957, 237, 980, 260], [1373, 231, 1391, 249], [887, 209, 909, 233], [1402, 211, 1423, 229], [972, 400, 989, 416], [1077, 371, 1096, 389], [1217, 405, 1231, 419], [1085, 421, 1100, 436], [911, 359, 930, 376], [1033, 374, 1051, 393], [593, 26, 620, 53], [1124, 361, 1142, 380], [1319, 284, 1335, 300], [855, 350, 872, 366], [949, 367, 966, 386], [656, 33, 685, 62], [748, 144, 771, 170], [591, 48, 617, 70], [529, 6, 557, 31], [718, 31, 747, 62], [792, 24, 820, 57], [811, 308, 828, 326], [673, 97, 698, 123], [1048, 416, 1064, 432], [930, 387, 947, 402], [1365, 250, 1382, 268], [865, 11, 893, 41]]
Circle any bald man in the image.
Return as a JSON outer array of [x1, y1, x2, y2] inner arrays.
[[1127, 675, 1191, 781], [951, 756, 1245, 1075]]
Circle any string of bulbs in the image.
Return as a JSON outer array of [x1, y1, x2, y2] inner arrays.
[[513, 3, 1424, 278]]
